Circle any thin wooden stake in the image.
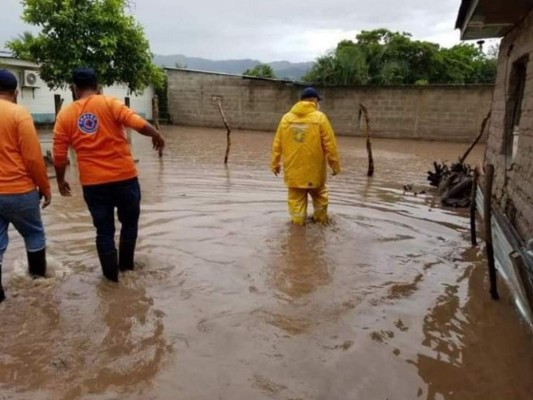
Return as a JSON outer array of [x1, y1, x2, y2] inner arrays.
[[152, 95, 163, 157], [124, 96, 132, 146], [124, 96, 139, 162], [470, 168, 479, 246], [460, 110, 491, 164], [216, 99, 232, 164], [483, 164, 499, 300], [53, 93, 74, 164], [54, 94, 64, 117], [358, 103, 374, 177]]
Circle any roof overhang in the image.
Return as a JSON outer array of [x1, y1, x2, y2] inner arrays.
[[0, 57, 39, 69], [456, 0, 533, 40]]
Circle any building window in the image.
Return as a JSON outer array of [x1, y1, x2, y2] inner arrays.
[[504, 55, 529, 163]]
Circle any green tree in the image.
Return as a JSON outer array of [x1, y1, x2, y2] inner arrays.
[[243, 64, 276, 79], [431, 43, 496, 84], [7, 0, 163, 93], [303, 29, 497, 86], [303, 42, 368, 85]]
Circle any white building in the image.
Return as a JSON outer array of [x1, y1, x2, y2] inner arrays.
[[0, 51, 154, 123]]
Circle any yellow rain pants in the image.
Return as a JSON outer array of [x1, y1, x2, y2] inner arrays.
[[288, 185, 329, 225]]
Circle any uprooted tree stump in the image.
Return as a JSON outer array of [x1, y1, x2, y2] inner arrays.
[[426, 110, 491, 208], [427, 161, 474, 207]]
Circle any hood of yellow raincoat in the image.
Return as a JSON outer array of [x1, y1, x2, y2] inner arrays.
[[289, 101, 318, 116]]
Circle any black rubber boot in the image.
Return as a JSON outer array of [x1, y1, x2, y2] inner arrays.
[[27, 248, 47, 278], [119, 240, 136, 272], [0, 263, 5, 303], [98, 251, 119, 282]]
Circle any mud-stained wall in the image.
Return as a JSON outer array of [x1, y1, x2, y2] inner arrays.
[[166, 68, 493, 142], [484, 7, 533, 241]]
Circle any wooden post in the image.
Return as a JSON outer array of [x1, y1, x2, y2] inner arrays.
[[152, 96, 160, 130], [53, 94, 75, 165], [470, 168, 479, 246], [483, 164, 499, 300], [152, 95, 163, 157], [215, 99, 232, 165], [124, 96, 137, 161], [460, 111, 491, 164], [54, 94, 64, 117], [124, 96, 132, 145], [358, 104, 374, 177]]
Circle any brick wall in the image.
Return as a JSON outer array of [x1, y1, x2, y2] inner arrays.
[[166, 69, 493, 142], [485, 7, 533, 241]]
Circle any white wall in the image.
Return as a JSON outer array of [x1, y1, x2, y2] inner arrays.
[[1, 56, 154, 123]]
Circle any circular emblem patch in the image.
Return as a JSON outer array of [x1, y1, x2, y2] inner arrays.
[[78, 113, 99, 135]]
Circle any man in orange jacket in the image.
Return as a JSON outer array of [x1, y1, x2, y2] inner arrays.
[[53, 67, 165, 282], [271, 87, 340, 225], [0, 69, 51, 302]]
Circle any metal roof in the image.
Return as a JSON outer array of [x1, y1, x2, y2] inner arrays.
[[456, 0, 533, 40]]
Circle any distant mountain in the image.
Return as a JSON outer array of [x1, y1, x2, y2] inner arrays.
[[153, 54, 313, 81]]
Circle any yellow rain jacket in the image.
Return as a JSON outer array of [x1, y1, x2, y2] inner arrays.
[[271, 101, 340, 188]]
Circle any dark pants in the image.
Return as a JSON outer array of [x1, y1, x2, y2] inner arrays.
[[82, 178, 141, 255]]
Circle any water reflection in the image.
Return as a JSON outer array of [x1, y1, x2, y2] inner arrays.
[[269, 224, 330, 301], [81, 280, 172, 397], [0, 273, 171, 400], [1, 127, 532, 399], [0, 280, 60, 395], [412, 250, 533, 400]]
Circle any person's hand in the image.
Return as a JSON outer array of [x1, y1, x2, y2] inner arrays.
[[58, 180, 72, 197], [152, 132, 165, 152], [41, 192, 52, 209], [273, 165, 281, 176]]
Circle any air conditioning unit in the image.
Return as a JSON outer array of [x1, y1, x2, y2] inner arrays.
[[23, 70, 40, 88]]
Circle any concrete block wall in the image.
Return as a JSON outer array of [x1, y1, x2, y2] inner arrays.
[[167, 68, 493, 142], [485, 7, 533, 241]]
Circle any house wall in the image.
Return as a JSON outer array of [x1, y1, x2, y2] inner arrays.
[[0, 56, 154, 123], [166, 68, 494, 142], [485, 7, 533, 241]]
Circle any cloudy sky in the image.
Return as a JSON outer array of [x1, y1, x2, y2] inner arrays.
[[0, 0, 472, 62]]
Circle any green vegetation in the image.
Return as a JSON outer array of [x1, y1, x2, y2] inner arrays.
[[154, 69, 170, 122], [7, 0, 163, 93], [243, 64, 277, 79], [303, 29, 497, 86]]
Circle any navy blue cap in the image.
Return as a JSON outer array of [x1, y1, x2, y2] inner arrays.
[[300, 87, 321, 101], [0, 69, 18, 91], [72, 67, 97, 87]]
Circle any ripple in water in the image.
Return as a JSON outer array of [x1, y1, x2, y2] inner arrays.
[[1, 127, 532, 400]]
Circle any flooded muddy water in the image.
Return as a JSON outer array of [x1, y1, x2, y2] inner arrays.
[[1, 126, 533, 400]]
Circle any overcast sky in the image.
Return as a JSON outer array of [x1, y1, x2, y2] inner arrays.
[[1, 0, 474, 62]]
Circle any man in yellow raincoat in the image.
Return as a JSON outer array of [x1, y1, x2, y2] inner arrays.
[[271, 87, 340, 225]]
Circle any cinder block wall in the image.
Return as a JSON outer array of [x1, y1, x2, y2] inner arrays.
[[485, 8, 533, 241], [166, 68, 493, 142]]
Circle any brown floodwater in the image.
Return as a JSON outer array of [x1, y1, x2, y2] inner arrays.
[[1, 126, 533, 400]]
